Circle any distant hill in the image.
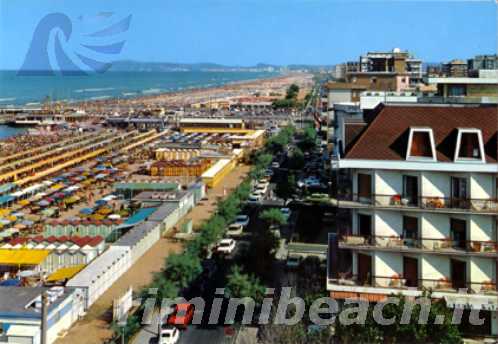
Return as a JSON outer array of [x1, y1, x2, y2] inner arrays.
[[109, 60, 333, 72]]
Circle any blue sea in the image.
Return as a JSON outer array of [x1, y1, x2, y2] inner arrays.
[[0, 70, 278, 106]]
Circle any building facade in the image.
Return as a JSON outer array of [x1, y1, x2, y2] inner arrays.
[[329, 104, 498, 339]]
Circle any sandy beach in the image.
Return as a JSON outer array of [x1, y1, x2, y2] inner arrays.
[[74, 72, 313, 111]]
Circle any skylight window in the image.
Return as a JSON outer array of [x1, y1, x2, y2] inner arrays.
[[406, 128, 436, 161]]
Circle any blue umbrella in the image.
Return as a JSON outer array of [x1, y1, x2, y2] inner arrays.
[[80, 208, 94, 215], [95, 200, 107, 206]]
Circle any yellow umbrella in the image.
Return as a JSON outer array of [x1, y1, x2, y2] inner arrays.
[[18, 199, 30, 206], [97, 207, 112, 215], [0, 209, 11, 216], [91, 214, 104, 221], [7, 215, 17, 222]]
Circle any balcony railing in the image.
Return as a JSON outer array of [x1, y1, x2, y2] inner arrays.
[[330, 274, 498, 294], [338, 194, 498, 213], [339, 234, 498, 255]]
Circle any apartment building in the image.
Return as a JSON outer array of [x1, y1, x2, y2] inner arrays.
[[468, 55, 498, 77], [353, 48, 423, 85], [442, 59, 469, 78], [328, 103, 498, 338]]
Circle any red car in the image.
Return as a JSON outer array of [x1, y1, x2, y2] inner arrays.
[[166, 304, 195, 329]]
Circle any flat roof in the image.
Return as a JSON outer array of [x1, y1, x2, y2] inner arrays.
[[147, 202, 180, 222], [0, 287, 73, 319], [202, 159, 232, 179], [180, 118, 243, 124], [429, 77, 498, 85], [113, 221, 159, 247], [67, 247, 130, 287], [114, 182, 178, 191]]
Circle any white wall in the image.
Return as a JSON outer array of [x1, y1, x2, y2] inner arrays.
[[374, 252, 402, 287], [328, 89, 352, 105], [375, 171, 403, 205], [469, 215, 495, 242], [421, 172, 450, 198], [469, 257, 495, 286], [374, 210, 402, 237], [420, 255, 449, 282], [470, 173, 494, 199]]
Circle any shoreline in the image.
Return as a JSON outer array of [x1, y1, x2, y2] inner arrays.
[[72, 72, 313, 110], [0, 71, 311, 110]]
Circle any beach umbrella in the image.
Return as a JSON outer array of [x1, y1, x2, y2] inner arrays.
[[11, 212, 24, 218], [21, 220, 35, 227], [38, 200, 50, 207], [17, 199, 30, 206], [0, 218, 11, 225], [95, 200, 107, 206], [98, 207, 112, 215], [79, 208, 93, 215], [108, 214, 121, 220]]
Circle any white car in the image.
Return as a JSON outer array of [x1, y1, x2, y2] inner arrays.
[[280, 207, 291, 220], [216, 238, 237, 254], [255, 182, 269, 194], [227, 223, 243, 237], [247, 193, 262, 204], [234, 215, 250, 228], [159, 325, 180, 344]]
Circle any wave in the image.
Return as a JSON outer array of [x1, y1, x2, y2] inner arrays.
[[122, 92, 136, 96], [25, 102, 41, 106], [90, 95, 111, 100], [74, 87, 115, 93], [142, 88, 161, 94], [0, 97, 15, 102]]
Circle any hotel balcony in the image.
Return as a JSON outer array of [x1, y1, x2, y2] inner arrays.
[[339, 234, 498, 257], [334, 193, 498, 215], [328, 274, 498, 296]]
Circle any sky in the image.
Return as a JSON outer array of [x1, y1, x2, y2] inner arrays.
[[0, 0, 496, 69]]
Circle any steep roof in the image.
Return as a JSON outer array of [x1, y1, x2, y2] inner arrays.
[[345, 104, 498, 162]]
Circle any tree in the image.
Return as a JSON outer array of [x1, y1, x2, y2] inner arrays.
[[165, 253, 202, 289], [334, 292, 462, 344], [288, 147, 305, 170], [275, 173, 296, 204], [286, 84, 300, 100], [225, 265, 266, 304], [259, 208, 287, 226], [298, 126, 318, 151]]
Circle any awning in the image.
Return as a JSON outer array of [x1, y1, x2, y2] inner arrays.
[[444, 295, 498, 311], [0, 249, 50, 265], [46, 264, 85, 282]]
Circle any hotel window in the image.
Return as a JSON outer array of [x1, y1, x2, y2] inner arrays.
[[455, 129, 485, 162], [459, 133, 481, 159], [406, 128, 436, 160]]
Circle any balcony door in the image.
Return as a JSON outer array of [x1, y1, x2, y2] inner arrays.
[[403, 216, 418, 247], [450, 259, 467, 290], [403, 257, 418, 287], [450, 218, 467, 250], [451, 177, 468, 208], [358, 214, 372, 238], [403, 175, 419, 206], [357, 173, 372, 203], [357, 253, 372, 286]]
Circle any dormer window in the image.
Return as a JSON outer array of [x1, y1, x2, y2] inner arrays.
[[406, 128, 436, 161], [454, 128, 485, 163]]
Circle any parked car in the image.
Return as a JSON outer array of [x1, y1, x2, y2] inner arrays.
[[247, 193, 262, 204], [280, 207, 291, 220], [166, 303, 195, 329], [234, 214, 250, 228], [286, 254, 302, 269], [227, 223, 243, 237], [159, 324, 180, 344], [269, 224, 281, 239], [216, 238, 237, 254], [255, 182, 269, 194]]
